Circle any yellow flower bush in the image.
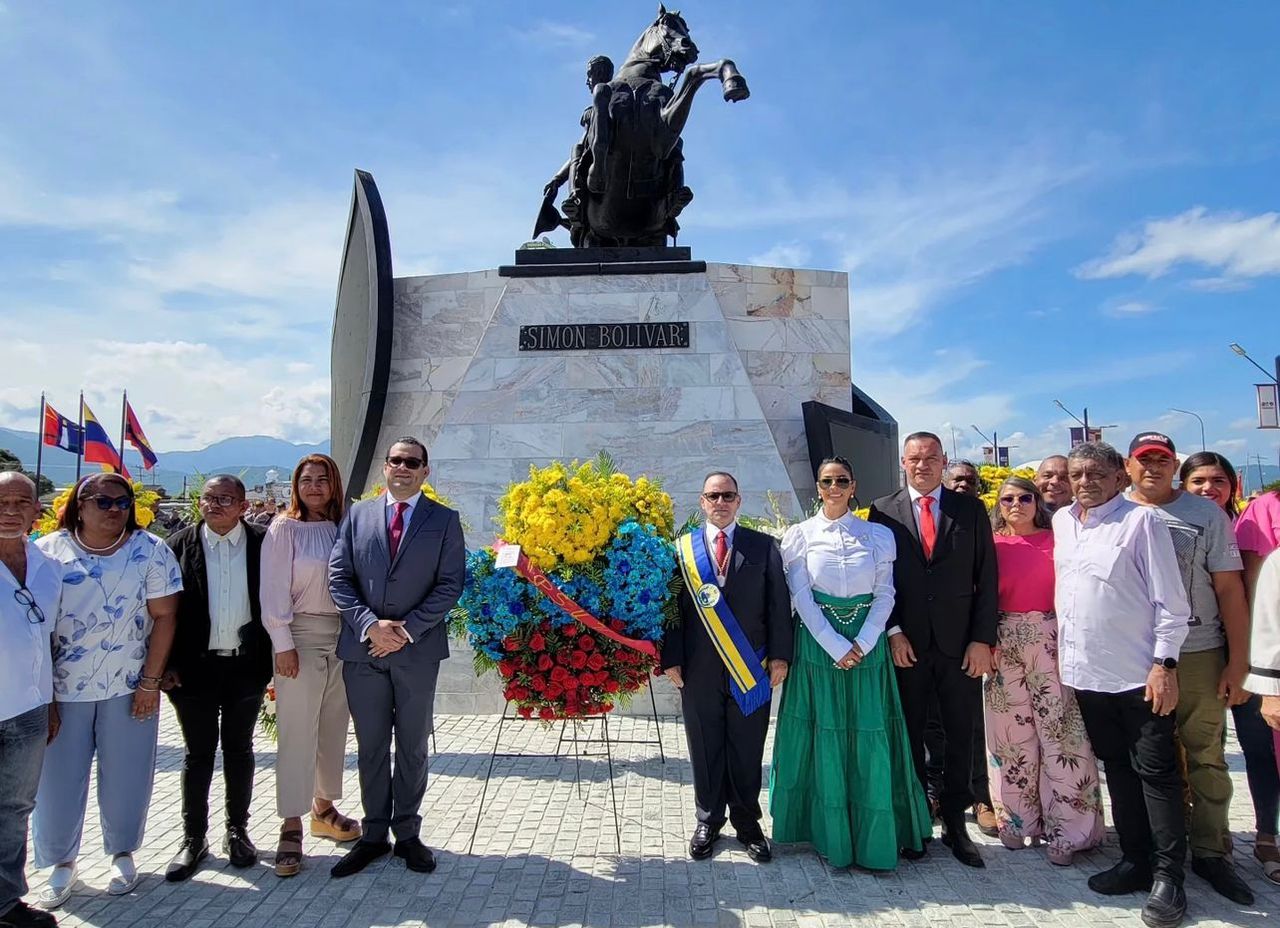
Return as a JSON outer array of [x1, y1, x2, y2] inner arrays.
[[498, 453, 674, 571], [34, 479, 159, 536]]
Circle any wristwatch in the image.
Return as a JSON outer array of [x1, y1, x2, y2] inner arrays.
[[1153, 656, 1178, 670]]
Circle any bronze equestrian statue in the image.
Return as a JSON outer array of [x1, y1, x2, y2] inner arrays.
[[534, 6, 749, 248]]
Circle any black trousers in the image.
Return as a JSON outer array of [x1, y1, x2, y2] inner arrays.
[[897, 646, 981, 819], [924, 696, 990, 805], [167, 658, 265, 840], [1075, 687, 1185, 884], [680, 670, 770, 835]]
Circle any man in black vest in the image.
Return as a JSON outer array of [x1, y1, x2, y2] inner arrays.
[[161, 475, 273, 881], [660, 472, 793, 863], [870, 432, 998, 868]]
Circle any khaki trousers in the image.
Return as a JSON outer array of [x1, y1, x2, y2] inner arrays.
[[1175, 646, 1233, 858], [274, 612, 351, 819]]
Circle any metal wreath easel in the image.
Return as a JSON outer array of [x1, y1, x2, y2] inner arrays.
[[553, 678, 665, 763]]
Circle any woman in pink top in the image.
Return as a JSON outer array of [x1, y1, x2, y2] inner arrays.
[[1238, 488, 1280, 597], [985, 476, 1104, 865], [260, 454, 359, 877]]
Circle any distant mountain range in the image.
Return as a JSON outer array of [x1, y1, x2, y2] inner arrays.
[[0, 427, 329, 496]]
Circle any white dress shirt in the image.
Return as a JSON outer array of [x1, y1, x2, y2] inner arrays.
[[703, 520, 736, 586], [0, 541, 61, 722], [780, 512, 897, 662], [385, 491, 422, 530], [201, 521, 251, 651], [907, 484, 943, 536], [1053, 493, 1192, 693], [1245, 549, 1280, 696]]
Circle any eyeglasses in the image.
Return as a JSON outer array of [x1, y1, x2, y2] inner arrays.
[[818, 477, 852, 488], [999, 493, 1035, 507], [702, 491, 739, 502], [200, 494, 240, 508], [13, 586, 45, 625], [386, 455, 425, 470], [84, 495, 132, 512]]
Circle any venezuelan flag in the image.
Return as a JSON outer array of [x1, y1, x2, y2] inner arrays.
[[81, 400, 130, 478], [124, 401, 158, 470]]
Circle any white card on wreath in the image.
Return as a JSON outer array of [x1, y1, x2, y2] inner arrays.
[[495, 544, 521, 569]]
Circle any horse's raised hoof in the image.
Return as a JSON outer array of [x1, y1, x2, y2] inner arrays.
[[722, 75, 749, 102]]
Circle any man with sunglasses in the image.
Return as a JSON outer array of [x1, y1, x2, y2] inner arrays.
[[869, 431, 998, 868], [328, 438, 465, 878], [0, 472, 61, 928], [661, 472, 792, 863], [161, 475, 273, 882]]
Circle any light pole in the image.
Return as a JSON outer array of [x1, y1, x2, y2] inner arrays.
[[1053, 400, 1117, 442], [1229, 343, 1280, 384], [1169, 407, 1206, 451]]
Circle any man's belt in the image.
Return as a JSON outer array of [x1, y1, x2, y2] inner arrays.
[[208, 648, 241, 658]]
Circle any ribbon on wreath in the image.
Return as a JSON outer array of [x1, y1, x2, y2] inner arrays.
[[493, 539, 659, 659]]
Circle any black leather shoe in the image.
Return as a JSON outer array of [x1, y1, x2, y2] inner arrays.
[[899, 844, 927, 861], [1141, 879, 1187, 928], [689, 823, 720, 860], [736, 831, 771, 863], [330, 840, 391, 878], [393, 837, 437, 873], [1088, 860, 1154, 896], [224, 826, 258, 869], [1191, 856, 1254, 905], [164, 835, 209, 883], [0, 900, 58, 927], [941, 821, 984, 869]]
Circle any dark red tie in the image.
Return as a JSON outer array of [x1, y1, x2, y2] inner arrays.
[[919, 496, 937, 560], [389, 501, 408, 560], [715, 530, 729, 576]]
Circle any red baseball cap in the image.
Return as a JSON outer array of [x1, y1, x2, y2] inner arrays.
[[1128, 431, 1177, 458]]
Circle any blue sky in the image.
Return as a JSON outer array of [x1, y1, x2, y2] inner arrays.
[[2, 1, 1278, 479]]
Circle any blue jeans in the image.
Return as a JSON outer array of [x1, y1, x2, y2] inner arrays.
[[1232, 694, 1280, 834], [0, 705, 48, 917]]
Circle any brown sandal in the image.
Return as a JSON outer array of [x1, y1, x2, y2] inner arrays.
[[310, 807, 361, 842], [274, 828, 303, 878], [1256, 839, 1280, 885]]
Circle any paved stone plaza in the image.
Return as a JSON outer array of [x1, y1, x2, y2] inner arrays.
[[25, 703, 1275, 928]]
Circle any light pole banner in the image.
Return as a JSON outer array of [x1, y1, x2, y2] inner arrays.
[[1258, 383, 1279, 429]]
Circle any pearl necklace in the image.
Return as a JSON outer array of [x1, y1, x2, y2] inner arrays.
[[73, 526, 128, 554]]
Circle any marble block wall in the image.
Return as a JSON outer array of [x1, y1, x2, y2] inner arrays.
[[373, 261, 851, 714]]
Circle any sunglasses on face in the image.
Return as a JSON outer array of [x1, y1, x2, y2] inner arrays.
[[702, 491, 739, 502], [14, 586, 45, 624], [200, 494, 240, 508], [386, 455, 424, 470], [999, 494, 1035, 507], [818, 477, 852, 488], [84, 494, 132, 512]]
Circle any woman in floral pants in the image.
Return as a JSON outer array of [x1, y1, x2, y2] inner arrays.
[[985, 476, 1104, 865]]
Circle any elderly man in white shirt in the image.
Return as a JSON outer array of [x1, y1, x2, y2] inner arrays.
[[0, 472, 61, 928], [1054, 442, 1192, 928]]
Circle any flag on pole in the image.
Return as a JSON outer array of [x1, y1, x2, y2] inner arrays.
[[123, 401, 158, 469], [42, 402, 84, 454], [81, 400, 130, 478]]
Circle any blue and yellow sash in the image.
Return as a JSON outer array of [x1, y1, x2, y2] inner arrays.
[[676, 530, 772, 716]]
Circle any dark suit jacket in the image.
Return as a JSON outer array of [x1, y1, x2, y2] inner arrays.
[[165, 520, 272, 690], [868, 487, 998, 659], [328, 494, 466, 664], [660, 524, 794, 681]]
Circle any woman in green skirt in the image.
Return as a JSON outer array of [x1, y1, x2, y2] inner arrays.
[[769, 456, 931, 869]]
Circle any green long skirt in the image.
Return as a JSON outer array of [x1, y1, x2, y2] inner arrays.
[[768, 592, 931, 870]]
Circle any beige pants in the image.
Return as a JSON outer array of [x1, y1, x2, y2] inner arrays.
[[274, 612, 351, 819]]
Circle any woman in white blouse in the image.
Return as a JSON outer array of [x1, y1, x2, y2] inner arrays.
[[260, 454, 359, 877], [769, 457, 931, 870]]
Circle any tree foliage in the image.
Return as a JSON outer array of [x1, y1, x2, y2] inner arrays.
[[0, 448, 55, 496]]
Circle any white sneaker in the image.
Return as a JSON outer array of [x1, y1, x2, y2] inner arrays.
[[38, 862, 76, 909], [107, 852, 139, 895]]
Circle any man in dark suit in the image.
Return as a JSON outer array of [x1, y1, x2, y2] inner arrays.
[[328, 437, 465, 878], [661, 471, 793, 863], [869, 432, 998, 868], [162, 475, 273, 881]]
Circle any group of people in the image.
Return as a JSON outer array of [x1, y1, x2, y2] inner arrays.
[[0, 439, 464, 928], [661, 431, 1280, 928], [2, 430, 1279, 928]]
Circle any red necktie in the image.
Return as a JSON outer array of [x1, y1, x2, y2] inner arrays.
[[919, 496, 937, 560], [389, 501, 408, 560], [714, 530, 729, 577]]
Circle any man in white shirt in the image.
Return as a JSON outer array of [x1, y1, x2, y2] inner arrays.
[[1054, 442, 1192, 928], [0, 472, 61, 928]]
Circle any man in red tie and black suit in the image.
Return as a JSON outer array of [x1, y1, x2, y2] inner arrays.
[[869, 431, 998, 868]]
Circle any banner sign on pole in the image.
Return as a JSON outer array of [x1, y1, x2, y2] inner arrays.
[[982, 445, 994, 464], [1258, 383, 1280, 429], [997, 446, 1010, 468]]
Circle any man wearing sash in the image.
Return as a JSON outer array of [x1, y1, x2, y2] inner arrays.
[[662, 472, 793, 862]]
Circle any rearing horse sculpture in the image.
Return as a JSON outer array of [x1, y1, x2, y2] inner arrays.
[[535, 6, 748, 248]]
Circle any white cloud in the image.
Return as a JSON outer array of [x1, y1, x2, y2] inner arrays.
[[748, 242, 812, 268], [518, 22, 595, 48], [1078, 207, 1280, 282], [0, 159, 178, 235], [1103, 300, 1160, 317]]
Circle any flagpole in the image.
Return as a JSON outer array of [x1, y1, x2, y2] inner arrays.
[[75, 391, 84, 482], [34, 392, 46, 494], [119, 390, 128, 479]]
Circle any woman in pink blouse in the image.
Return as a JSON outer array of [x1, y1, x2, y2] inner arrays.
[[260, 454, 359, 877], [985, 476, 1104, 865]]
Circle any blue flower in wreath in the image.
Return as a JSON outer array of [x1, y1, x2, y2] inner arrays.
[[603, 520, 674, 642]]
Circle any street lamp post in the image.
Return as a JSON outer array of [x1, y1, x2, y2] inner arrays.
[[1229, 343, 1280, 384], [1169, 407, 1206, 451]]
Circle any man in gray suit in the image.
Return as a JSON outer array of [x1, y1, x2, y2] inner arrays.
[[328, 437, 465, 878]]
